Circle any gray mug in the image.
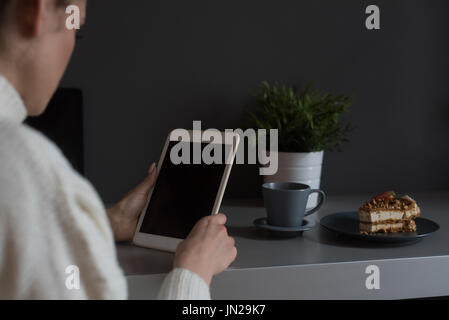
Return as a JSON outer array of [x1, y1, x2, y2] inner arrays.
[[262, 182, 326, 228]]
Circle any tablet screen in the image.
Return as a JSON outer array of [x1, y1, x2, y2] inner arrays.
[[139, 141, 229, 239]]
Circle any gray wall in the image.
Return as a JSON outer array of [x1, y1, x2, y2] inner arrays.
[[61, 0, 449, 204]]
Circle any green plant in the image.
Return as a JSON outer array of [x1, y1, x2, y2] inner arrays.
[[247, 81, 352, 153]]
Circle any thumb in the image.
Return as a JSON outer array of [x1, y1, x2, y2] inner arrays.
[[148, 163, 156, 174], [134, 163, 157, 196]]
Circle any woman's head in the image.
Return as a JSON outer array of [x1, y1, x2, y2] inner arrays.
[[0, 0, 86, 116]]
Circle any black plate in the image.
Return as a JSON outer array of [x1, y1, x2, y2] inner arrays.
[[320, 212, 440, 243]]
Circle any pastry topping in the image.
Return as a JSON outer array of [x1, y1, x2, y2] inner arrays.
[[358, 191, 421, 234], [373, 190, 396, 200]]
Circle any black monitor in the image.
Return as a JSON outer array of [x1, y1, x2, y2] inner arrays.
[[26, 88, 84, 174]]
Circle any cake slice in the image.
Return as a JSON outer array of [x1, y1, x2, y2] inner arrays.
[[359, 191, 421, 234]]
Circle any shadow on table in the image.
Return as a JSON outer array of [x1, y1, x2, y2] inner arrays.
[[227, 226, 309, 241], [228, 225, 423, 248], [316, 226, 423, 248]]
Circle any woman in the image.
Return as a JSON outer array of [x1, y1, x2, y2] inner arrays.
[[0, 0, 237, 299]]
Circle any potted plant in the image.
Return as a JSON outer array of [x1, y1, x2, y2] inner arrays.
[[248, 82, 352, 208]]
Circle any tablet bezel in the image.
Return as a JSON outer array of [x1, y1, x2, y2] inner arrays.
[[133, 130, 240, 252]]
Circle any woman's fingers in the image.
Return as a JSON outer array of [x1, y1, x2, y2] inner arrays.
[[211, 213, 227, 225], [229, 236, 235, 247], [148, 163, 156, 174], [132, 163, 157, 196], [205, 214, 228, 239], [175, 212, 238, 285], [188, 215, 211, 237], [189, 213, 228, 239]]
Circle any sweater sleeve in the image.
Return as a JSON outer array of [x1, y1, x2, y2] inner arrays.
[[157, 268, 211, 300], [0, 122, 127, 299]]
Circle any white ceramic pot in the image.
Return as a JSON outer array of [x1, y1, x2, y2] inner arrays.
[[264, 151, 324, 209]]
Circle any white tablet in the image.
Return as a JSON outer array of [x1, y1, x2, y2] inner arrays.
[[133, 129, 240, 252]]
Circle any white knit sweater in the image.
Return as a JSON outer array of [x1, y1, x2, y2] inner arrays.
[[0, 75, 210, 300]]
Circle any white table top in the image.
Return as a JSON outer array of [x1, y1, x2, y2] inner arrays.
[[118, 191, 449, 299]]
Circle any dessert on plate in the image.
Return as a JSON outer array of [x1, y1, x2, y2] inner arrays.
[[359, 191, 421, 234]]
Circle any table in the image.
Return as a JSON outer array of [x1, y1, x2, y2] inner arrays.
[[117, 192, 449, 299]]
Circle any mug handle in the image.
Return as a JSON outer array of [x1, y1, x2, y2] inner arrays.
[[304, 190, 326, 217]]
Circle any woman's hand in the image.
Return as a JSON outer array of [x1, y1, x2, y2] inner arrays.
[[174, 214, 237, 286], [107, 163, 157, 242]]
